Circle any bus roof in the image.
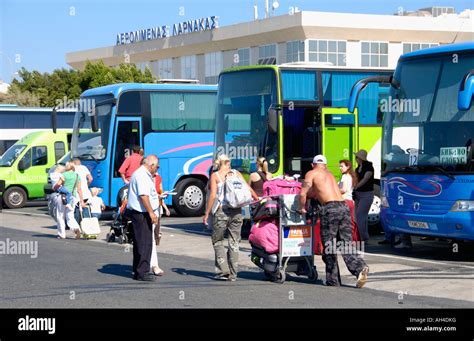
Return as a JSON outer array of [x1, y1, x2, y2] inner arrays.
[[400, 42, 474, 61], [221, 64, 393, 74], [0, 106, 76, 112], [81, 82, 217, 98]]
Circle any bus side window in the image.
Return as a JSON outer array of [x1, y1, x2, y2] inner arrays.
[[54, 141, 66, 163]]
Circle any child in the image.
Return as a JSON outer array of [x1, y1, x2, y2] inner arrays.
[[50, 165, 73, 210], [89, 187, 105, 219]]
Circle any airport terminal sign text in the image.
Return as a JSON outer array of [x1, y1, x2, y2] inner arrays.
[[116, 16, 218, 45]]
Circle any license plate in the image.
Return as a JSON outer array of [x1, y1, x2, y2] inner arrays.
[[408, 221, 429, 228]]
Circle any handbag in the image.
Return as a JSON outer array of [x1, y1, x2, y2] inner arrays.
[[251, 197, 279, 221]]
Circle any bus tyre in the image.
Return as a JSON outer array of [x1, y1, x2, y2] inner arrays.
[[4, 187, 27, 209], [173, 178, 206, 217]]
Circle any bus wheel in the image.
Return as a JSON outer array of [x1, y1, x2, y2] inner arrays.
[[4, 187, 27, 209], [173, 178, 206, 217]]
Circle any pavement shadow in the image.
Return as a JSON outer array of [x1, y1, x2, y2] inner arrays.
[[98, 263, 133, 279], [365, 237, 474, 262], [171, 267, 216, 280]]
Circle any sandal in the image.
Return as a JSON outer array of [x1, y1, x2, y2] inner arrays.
[[152, 266, 164, 276]]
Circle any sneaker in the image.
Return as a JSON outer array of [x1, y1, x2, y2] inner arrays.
[[212, 274, 230, 281], [395, 243, 413, 249], [227, 276, 237, 282], [356, 266, 369, 288], [378, 239, 391, 245]]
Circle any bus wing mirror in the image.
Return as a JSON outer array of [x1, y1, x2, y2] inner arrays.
[[51, 107, 57, 133], [18, 159, 29, 171], [268, 108, 279, 134], [348, 75, 396, 113], [458, 70, 474, 111], [90, 106, 99, 133]]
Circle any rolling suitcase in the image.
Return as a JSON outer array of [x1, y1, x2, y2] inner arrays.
[[80, 205, 101, 239]]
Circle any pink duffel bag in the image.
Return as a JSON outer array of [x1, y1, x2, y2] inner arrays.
[[249, 219, 279, 254], [263, 177, 302, 196]]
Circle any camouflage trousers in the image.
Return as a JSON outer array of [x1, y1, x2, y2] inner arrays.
[[211, 207, 243, 279], [320, 201, 367, 286]]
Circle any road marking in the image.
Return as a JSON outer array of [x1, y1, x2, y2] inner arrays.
[[3, 210, 473, 270], [360, 252, 474, 270], [1, 211, 49, 218]]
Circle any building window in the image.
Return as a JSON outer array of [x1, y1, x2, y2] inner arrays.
[[308, 40, 346, 66], [361, 42, 388, 67], [286, 40, 305, 63], [136, 62, 149, 72], [181, 55, 197, 79], [205, 52, 222, 84], [154, 58, 173, 79], [237, 48, 250, 66], [258, 44, 277, 64], [403, 43, 439, 54]]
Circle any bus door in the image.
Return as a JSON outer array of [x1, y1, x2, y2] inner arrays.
[[321, 107, 359, 181], [110, 117, 142, 207]]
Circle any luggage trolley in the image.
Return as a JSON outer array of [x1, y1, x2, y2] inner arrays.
[[250, 194, 318, 284]]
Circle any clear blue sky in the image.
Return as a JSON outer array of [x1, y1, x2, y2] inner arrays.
[[0, 0, 472, 82]]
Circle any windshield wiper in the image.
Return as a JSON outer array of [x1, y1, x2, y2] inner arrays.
[[383, 165, 419, 175], [79, 153, 99, 163], [384, 165, 456, 180], [418, 165, 456, 180]]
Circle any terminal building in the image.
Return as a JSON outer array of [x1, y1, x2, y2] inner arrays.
[[66, 6, 474, 84]]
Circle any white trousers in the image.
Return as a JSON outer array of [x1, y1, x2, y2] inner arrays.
[[150, 209, 160, 269], [55, 196, 81, 238]]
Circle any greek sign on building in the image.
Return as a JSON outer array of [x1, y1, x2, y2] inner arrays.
[[116, 16, 218, 45]]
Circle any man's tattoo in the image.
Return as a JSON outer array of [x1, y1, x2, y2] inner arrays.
[[302, 181, 311, 188]]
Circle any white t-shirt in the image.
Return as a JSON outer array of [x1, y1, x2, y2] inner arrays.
[[88, 196, 104, 214], [75, 165, 92, 200], [339, 173, 354, 201], [50, 172, 63, 188]]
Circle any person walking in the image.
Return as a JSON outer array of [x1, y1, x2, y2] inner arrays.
[[126, 155, 160, 282], [72, 158, 93, 220], [150, 170, 171, 276], [248, 156, 272, 198], [52, 161, 86, 239], [298, 155, 369, 288], [203, 154, 258, 281], [338, 159, 357, 201], [119, 145, 144, 185], [353, 150, 374, 242]]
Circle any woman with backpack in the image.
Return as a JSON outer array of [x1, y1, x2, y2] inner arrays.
[[248, 156, 272, 198], [203, 154, 258, 281]]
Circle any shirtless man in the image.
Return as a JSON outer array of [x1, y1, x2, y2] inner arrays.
[[298, 154, 369, 288]]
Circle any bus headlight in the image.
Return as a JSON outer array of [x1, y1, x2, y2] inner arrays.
[[450, 201, 474, 212], [381, 194, 389, 208]]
